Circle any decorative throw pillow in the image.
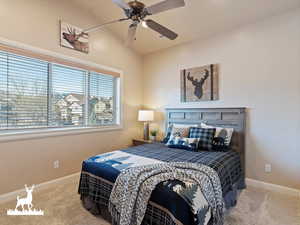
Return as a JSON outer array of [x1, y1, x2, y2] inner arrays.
[[162, 124, 173, 143], [166, 136, 200, 151], [171, 126, 190, 138], [212, 137, 229, 152], [201, 123, 234, 146], [166, 123, 198, 140], [189, 127, 216, 151]]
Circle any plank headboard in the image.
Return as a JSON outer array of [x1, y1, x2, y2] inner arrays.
[[165, 107, 246, 173]]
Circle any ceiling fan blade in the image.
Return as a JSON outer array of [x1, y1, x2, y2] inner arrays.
[[145, 19, 178, 40], [126, 23, 138, 46], [145, 0, 185, 15], [112, 0, 131, 10]]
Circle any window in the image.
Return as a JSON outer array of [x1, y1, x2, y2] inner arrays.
[[51, 65, 85, 127], [88, 72, 116, 125], [0, 49, 120, 132]]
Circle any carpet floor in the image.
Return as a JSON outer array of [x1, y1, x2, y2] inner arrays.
[[0, 174, 299, 225]]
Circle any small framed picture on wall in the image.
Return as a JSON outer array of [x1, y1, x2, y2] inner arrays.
[[60, 21, 89, 54], [181, 64, 218, 102]]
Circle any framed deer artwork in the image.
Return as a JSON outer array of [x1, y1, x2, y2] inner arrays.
[[180, 64, 219, 102], [60, 21, 89, 53]]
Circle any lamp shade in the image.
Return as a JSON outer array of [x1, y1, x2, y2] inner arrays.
[[138, 110, 154, 122]]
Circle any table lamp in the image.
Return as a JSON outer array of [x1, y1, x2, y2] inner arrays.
[[138, 110, 154, 140]]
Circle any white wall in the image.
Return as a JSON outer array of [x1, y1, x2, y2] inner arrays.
[[0, 0, 143, 195], [143, 9, 300, 189]]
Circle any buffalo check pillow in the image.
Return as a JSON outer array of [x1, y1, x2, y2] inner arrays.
[[189, 127, 216, 151]]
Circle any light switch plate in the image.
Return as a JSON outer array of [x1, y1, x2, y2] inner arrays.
[[265, 164, 272, 173], [54, 160, 59, 169]]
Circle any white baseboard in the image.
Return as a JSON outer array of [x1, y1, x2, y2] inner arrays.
[[246, 178, 300, 197], [0, 172, 80, 204]]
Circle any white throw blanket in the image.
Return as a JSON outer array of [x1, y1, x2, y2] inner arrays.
[[109, 162, 225, 225]]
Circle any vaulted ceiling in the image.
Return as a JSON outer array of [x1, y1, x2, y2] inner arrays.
[[72, 0, 300, 55]]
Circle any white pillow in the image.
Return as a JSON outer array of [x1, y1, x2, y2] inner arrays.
[[201, 122, 234, 146]]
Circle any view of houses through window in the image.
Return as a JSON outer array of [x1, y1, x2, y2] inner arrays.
[[51, 64, 86, 127], [0, 50, 118, 130], [88, 72, 115, 126]]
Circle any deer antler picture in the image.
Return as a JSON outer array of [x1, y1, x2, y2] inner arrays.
[[187, 69, 209, 99], [181, 64, 218, 102], [60, 21, 89, 53]]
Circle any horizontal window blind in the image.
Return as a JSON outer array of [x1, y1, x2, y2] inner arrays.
[[88, 72, 115, 125], [0, 52, 48, 129], [0, 45, 121, 77], [0, 48, 120, 131], [0, 52, 8, 129], [51, 65, 85, 127]]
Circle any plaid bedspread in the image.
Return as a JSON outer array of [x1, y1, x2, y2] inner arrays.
[[78, 143, 245, 225]]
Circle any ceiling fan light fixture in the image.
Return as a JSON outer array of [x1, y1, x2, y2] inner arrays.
[[142, 21, 148, 28]]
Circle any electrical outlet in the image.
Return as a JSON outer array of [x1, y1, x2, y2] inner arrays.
[[265, 164, 271, 173], [53, 160, 59, 169]]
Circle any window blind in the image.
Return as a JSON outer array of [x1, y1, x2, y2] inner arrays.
[[0, 52, 8, 129], [51, 64, 85, 127], [88, 72, 115, 125], [0, 45, 120, 77], [0, 52, 48, 129], [0, 48, 120, 132]]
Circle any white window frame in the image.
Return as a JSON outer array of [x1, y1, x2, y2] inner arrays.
[[0, 38, 123, 142]]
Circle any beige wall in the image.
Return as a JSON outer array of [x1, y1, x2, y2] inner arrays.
[[0, 0, 299, 195], [143, 9, 300, 189], [0, 0, 143, 195]]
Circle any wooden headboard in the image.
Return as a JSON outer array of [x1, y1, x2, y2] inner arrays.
[[165, 108, 246, 173]]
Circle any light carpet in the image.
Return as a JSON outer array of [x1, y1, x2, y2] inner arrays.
[[0, 174, 299, 225]]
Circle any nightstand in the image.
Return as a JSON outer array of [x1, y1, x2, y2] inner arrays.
[[132, 139, 156, 146]]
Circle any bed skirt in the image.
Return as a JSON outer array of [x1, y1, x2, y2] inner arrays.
[[79, 172, 245, 225], [80, 194, 179, 225]]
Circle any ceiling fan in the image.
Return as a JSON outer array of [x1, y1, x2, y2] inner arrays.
[[83, 0, 186, 46]]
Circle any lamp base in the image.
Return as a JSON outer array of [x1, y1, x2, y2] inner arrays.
[[143, 122, 150, 140]]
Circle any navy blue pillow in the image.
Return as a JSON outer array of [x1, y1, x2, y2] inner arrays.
[[162, 124, 173, 143], [167, 144, 195, 151], [166, 137, 199, 152], [212, 137, 230, 152]]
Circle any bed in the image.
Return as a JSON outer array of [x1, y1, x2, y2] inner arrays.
[[78, 108, 246, 225]]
